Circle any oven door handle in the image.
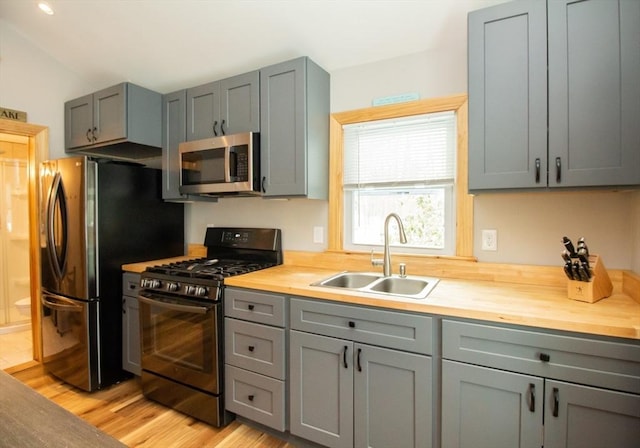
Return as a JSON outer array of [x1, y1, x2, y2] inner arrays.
[[138, 295, 211, 314]]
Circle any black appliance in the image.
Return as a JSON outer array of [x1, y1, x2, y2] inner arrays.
[[40, 156, 184, 392], [138, 227, 282, 427]]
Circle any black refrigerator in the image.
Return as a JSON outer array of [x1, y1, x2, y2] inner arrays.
[[40, 156, 184, 391]]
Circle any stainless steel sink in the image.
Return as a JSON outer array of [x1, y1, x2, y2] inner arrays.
[[311, 271, 439, 300], [315, 272, 383, 289]]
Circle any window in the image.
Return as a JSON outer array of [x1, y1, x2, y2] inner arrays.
[[343, 111, 456, 254], [328, 95, 473, 259]]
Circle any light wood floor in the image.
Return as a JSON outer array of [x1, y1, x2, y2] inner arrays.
[[8, 363, 296, 448]]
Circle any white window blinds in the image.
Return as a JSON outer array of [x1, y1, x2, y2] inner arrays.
[[343, 111, 456, 189]]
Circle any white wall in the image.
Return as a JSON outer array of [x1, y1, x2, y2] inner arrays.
[[0, 21, 95, 158], [3, 21, 638, 271]]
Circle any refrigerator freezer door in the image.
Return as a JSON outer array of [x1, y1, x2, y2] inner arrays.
[[40, 290, 99, 391]]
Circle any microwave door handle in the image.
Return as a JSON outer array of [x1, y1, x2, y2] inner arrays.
[[224, 146, 232, 182]]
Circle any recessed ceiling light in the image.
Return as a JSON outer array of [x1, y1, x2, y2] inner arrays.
[[38, 2, 54, 15]]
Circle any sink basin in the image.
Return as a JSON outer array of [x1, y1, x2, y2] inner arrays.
[[312, 272, 383, 289], [368, 277, 431, 296], [311, 271, 439, 300]]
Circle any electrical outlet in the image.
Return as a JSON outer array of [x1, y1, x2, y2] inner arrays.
[[313, 226, 324, 244], [482, 229, 498, 251]]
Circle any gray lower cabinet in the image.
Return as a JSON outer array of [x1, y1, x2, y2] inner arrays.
[[224, 287, 287, 431], [289, 298, 432, 448], [468, 0, 640, 191], [65, 82, 162, 155], [259, 57, 330, 198], [441, 320, 640, 448], [121, 272, 141, 375], [186, 71, 259, 141]]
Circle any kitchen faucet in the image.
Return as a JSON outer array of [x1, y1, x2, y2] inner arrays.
[[371, 213, 407, 277]]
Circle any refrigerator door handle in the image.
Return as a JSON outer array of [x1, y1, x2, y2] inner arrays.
[[46, 172, 68, 280], [41, 293, 83, 313]]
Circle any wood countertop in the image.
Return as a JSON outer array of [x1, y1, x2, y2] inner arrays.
[[122, 249, 640, 341], [0, 370, 125, 448], [223, 265, 640, 341]]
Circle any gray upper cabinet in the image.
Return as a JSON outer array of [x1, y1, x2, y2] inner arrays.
[[468, 0, 547, 190], [260, 57, 330, 198], [186, 71, 259, 141], [161, 90, 216, 202], [468, 0, 640, 191], [548, 0, 640, 187], [65, 82, 162, 156]]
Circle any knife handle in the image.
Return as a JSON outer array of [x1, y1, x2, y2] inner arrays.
[[562, 237, 576, 257]]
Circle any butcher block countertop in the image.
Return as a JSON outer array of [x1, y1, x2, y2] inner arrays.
[[123, 250, 640, 341]]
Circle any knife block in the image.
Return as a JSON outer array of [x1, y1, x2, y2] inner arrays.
[[567, 255, 612, 303]]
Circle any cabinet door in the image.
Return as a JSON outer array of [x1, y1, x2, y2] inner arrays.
[[260, 58, 306, 196], [544, 380, 640, 448], [219, 71, 260, 134], [354, 344, 431, 448], [121, 295, 140, 375], [548, 0, 640, 187], [186, 81, 220, 141], [441, 360, 543, 448], [65, 94, 94, 149], [162, 90, 187, 200], [93, 83, 127, 145], [289, 330, 353, 448], [468, 0, 547, 190]]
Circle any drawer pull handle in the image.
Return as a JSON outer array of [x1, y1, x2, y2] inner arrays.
[[248, 345, 255, 352], [527, 383, 535, 412], [535, 158, 541, 183], [247, 304, 255, 311], [248, 394, 254, 402], [552, 387, 559, 417], [348, 321, 356, 328], [556, 157, 562, 183], [357, 348, 362, 372], [343, 345, 348, 368], [539, 353, 550, 362]]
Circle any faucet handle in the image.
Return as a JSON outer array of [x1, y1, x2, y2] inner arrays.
[[370, 250, 383, 267], [399, 263, 407, 278]]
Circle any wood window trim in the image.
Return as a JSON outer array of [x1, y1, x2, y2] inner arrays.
[[328, 94, 474, 259]]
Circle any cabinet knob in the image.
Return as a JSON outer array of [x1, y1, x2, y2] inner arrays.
[[248, 304, 255, 311], [248, 394, 254, 402], [248, 345, 255, 352], [539, 353, 551, 362], [348, 321, 356, 328]]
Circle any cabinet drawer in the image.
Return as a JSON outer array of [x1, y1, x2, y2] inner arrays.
[[290, 298, 432, 355], [225, 318, 286, 379], [442, 320, 640, 394], [122, 272, 140, 297], [225, 365, 286, 432], [225, 288, 286, 327]]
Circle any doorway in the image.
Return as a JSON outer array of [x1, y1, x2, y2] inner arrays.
[[0, 119, 48, 371]]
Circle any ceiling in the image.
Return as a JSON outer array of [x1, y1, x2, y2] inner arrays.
[[0, 0, 508, 94]]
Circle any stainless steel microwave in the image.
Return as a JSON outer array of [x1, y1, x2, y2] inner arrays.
[[179, 132, 261, 196]]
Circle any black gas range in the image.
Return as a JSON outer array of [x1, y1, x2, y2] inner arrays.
[[138, 227, 282, 427]]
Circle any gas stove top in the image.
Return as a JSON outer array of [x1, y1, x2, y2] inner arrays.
[[140, 227, 282, 301], [145, 258, 277, 280]]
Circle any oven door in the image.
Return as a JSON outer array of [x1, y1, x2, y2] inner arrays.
[[139, 291, 221, 394]]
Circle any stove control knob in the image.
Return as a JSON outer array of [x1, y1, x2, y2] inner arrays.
[[149, 279, 162, 289], [167, 282, 179, 292], [195, 286, 207, 297], [185, 285, 196, 295]]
